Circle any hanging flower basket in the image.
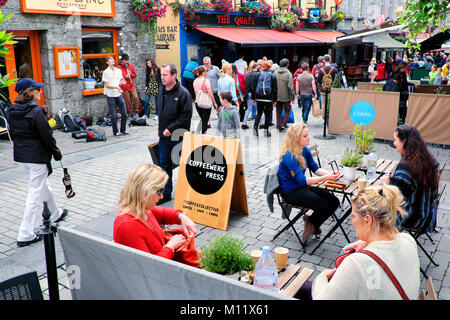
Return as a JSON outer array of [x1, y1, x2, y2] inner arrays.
[[270, 10, 302, 32], [130, 0, 167, 38], [0, 0, 8, 7]]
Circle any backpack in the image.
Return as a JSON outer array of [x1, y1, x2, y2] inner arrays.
[[320, 66, 335, 91], [255, 71, 272, 96], [129, 117, 147, 126], [59, 110, 80, 132], [71, 130, 88, 139], [86, 128, 106, 142], [293, 68, 303, 89]]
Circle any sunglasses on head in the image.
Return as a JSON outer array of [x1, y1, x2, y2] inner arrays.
[[155, 188, 165, 196]]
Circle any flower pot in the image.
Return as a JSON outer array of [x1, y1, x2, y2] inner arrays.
[[342, 166, 357, 184]]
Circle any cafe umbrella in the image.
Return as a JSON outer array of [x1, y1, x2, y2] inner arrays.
[[60, 161, 75, 198]]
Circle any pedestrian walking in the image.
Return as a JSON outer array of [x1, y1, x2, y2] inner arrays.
[[296, 63, 317, 125], [216, 91, 240, 139], [193, 65, 218, 134], [144, 58, 161, 120], [182, 55, 199, 99], [157, 64, 192, 204], [274, 58, 295, 132], [6, 78, 68, 247]]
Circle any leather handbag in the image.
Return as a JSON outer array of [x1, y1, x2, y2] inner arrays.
[[335, 249, 409, 300], [126, 212, 201, 268], [164, 228, 201, 268], [196, 79, 213, 109]]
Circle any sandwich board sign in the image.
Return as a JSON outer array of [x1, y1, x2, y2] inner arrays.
[[174, 132, 248, 231]]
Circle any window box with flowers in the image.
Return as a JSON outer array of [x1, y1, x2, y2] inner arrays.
[[130, 0, 167, 40], [270, 9, 303, 32]]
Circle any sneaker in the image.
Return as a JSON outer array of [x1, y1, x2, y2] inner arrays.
[[241, 124, 249, 129], [114, 132, 122, 137], [121, 132, 130, 136], [277, 127, 286, 132], [303, 120, 308, 125], [17, 234, 43, 248], [301, 215, 315, 244], [153, 115, 158, 120], [55, 209, 68, 223], [157, 194, 172, 205]]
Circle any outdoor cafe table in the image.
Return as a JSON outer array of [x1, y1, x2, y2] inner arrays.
[[309, 159, 398, 255]]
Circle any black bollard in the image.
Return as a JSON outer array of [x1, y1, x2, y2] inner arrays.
[[314, 88, 336, 140], [35, 201, 60, 301]]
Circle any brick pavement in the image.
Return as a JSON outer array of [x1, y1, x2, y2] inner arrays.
[[0, 106, 448, 300]]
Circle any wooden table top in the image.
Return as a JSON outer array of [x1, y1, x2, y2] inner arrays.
[[278, 264, 315, 297]]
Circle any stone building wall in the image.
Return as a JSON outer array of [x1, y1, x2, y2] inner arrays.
[[2, 0, 155, 118]]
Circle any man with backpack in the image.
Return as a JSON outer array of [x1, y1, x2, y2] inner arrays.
[[312, 56, 324, 108], [251, 61, 277, 137], [317, 55, 337, 93]]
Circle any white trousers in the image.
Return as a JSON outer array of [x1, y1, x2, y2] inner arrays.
[[18, 163, 63, 242]]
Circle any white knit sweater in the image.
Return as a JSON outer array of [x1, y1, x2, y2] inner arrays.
[[312, 233, 420, 300]]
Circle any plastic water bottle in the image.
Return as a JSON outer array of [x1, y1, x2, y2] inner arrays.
[[367, 149, 378, 182], [253, 246, 279, 292]]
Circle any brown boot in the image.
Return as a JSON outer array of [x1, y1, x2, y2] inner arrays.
[[302, 215, 315, 244]]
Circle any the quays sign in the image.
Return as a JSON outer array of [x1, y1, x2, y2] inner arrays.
[[20, 0, 115, 17]]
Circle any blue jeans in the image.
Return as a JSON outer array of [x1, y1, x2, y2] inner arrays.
[[158, 138, 182, 197], [300, 94, 313, 122], [106, 95, 127, 135], [244, 92, 255, 123], [144, 94, 157, 116]]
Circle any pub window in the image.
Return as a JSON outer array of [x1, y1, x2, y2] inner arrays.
[[81, 28, 118, 96]]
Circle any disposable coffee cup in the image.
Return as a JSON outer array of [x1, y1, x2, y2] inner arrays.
[[250, 250, 262, 264], [274, 247, 289, 269], [358, 178, 367, 190]]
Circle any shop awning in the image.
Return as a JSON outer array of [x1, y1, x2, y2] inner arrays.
[[362, 33, 406, 49], [195, 27, 343, 47]]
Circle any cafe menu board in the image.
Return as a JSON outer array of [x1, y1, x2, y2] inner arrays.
[[53, 47, 81, 79], [174, 132, 248, 231]]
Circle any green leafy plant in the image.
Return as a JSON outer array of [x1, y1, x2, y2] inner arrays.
[[270, 10, 302, 32], [397, 0, 449, 52], [199, 233, 254, 275], [130, 0, 167, 38], [353, 124, 376, 155], [340, 147, 363, 167], [0, 12, 17, 99]]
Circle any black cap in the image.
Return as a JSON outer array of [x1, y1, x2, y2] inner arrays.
[[15, 78, 45, 93]]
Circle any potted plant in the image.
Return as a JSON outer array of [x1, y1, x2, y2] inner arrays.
[[353, 124, 375, 168], [199, 233, 254, 278], [340, 147, 363, 184]]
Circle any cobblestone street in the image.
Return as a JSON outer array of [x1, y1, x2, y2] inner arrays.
[[1, 105, 449, 300]]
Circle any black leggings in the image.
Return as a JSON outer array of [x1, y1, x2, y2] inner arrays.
[[281, 187, 340, 228], [195, 104, 212, 134], [254, 101, 273, 129]]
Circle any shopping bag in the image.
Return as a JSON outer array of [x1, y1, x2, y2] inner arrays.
[[313, 99, 322, 118], [281, 106, 295, 123]]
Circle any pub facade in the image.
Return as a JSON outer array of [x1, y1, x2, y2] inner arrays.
[[1, 0, 155, 117]]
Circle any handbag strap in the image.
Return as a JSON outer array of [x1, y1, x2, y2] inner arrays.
[[359, 250, 409, 300]]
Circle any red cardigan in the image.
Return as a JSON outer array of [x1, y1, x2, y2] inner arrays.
[[113, 206, 182, 260]]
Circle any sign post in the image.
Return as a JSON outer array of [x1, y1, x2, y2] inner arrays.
[[174, 133, 248, 231]]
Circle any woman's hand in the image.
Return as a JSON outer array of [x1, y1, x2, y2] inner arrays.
[[342, 240, 367, 253], [166, 234, 185, 251], [179, 213, 197, 238], [323, 172, 340, 181], [321, 268, 337, 280], [380, 174, 390, 184]]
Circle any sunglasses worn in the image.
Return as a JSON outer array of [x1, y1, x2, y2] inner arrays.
[[155, 188, 165, 196]]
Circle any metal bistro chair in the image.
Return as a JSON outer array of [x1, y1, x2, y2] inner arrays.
[[271, 145, 323, 250], [0, 101, 11, 141], [0, 271, 44, 300], [402, 162, 447, 278]]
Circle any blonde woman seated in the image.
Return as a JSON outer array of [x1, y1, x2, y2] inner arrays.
[[113, 164, 197, 260], [311, 185, 420, 300], [278, 123, 340, 244]]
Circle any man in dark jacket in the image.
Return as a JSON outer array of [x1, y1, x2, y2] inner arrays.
[[251, 61, 277, 137], [157, 64, 192, 204], [6, 78, 67, 247]]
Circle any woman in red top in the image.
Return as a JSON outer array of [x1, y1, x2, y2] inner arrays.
[[113, 164, 197, 260]]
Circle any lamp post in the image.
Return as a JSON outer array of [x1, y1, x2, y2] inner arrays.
[[35, 201, 60, 300]]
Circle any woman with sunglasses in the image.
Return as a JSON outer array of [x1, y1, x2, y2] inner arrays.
[[6, 78, 67, 247], [298, 185, 420, 300], [113, 164, 197, 260]]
